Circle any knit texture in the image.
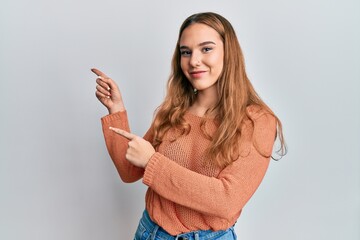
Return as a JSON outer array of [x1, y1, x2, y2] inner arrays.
[[101, 106, 276, 235]]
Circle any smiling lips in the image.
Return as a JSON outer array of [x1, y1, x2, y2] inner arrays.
[[190, 70, 207, 78]]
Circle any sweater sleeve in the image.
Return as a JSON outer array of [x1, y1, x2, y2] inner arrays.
[[142, 113, 276, 219], [101, 111, 149, 183]]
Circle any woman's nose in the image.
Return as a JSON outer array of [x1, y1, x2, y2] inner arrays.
[[189, 52, 201, 67]]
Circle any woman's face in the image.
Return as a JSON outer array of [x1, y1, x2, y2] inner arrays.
[[179, 23, 224, 94]]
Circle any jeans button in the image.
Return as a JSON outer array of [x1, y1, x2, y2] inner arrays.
[[178, 237, 188, 240]]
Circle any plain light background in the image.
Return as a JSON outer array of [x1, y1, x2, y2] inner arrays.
[[1, 0, 359, 239]]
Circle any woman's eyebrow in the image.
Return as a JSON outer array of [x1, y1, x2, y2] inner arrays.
[[199, 41, 216, 46], [180, 41, 216, 49]]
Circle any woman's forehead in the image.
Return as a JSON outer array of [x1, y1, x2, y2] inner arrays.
[[179, 23, 222, 46]]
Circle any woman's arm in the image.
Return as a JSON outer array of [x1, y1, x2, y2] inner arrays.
[[101, 111, 146, 183], [93, 68, 153, 183], [142, 113, 277, 219]]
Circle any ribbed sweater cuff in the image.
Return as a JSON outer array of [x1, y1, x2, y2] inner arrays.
[[101, 110, 127, 125], [143, 152, 162, 187]]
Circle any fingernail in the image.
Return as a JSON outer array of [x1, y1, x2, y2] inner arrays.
[[107, 96, 110, 99], [98, 76, 103, 80], [107, 87, 110, 91]]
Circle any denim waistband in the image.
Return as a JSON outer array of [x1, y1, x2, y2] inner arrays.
[[139, 210, 234, 240]]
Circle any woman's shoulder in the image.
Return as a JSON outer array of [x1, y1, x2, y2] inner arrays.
[[246, 105, 274, 121], [245, 104, 276, 129]]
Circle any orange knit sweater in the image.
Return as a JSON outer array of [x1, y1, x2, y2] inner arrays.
[[101, 106, 276, 235]]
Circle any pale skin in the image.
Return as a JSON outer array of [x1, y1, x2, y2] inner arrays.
[[180, 23, 223, 117], [93, 23, 224, 168]]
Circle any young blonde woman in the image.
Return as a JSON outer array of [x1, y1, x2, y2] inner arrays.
[[93, 12, 286, 240]]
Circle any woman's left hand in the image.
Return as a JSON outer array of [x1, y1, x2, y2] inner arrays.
[[109, 127, 155, 168]]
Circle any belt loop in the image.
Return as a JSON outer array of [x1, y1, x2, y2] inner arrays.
[[194, 232, 199, 240], [150, 225, 159, 240]]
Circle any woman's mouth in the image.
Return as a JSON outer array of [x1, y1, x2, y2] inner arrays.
[[190, 70, 207, 78]]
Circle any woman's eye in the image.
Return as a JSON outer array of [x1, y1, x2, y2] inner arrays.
[[180, 50, 191, 56], [203, 47, 212, 53]]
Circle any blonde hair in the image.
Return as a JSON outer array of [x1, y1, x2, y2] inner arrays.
[[152, 12, 286, 167]]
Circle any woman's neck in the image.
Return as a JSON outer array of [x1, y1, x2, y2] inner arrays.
[[188, 86, 219, 117]]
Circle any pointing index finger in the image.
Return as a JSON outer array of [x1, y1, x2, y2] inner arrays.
[[109, 127, 136, 140], [91, 68, 110, 79]]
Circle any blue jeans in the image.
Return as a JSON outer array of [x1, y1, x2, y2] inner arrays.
[[134, 210, 237, 240]]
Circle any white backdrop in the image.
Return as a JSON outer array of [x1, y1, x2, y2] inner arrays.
[[1, 0, 359, 239]]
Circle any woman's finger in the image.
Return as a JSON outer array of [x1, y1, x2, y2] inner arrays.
[[91, 68, 110, 79], [97, 76, 119, 93], [96, 78, 111, 91], [95, 90, 110, 100], [92, 68, 114, 90], [91, 68, 120, 93], [109, 127, 136, 140], [96, 83, 111, 96]]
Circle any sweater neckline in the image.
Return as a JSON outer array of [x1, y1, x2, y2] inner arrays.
[[185, 111, 216, 121]]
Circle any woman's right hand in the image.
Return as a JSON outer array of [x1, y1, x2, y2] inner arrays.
[[92, 68, 125, 114]]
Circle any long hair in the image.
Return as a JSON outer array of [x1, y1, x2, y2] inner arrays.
[[152, 12, 286, 167]]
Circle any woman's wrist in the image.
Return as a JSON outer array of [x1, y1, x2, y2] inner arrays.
[[108, 104, 126, 114]]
